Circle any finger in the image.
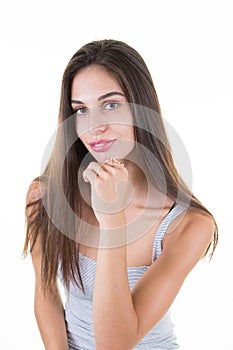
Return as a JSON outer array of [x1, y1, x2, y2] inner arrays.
[[102, 158, 125, 170], [101, 162, 123, 175], [83, 161, 110, 182], [86, 162, 107, 177], [103, 158, 125, 166], [83, 168, 97, 183], [110, 157, 124, 166], [86, 161, 101, 171]]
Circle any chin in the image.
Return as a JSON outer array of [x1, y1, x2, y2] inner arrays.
[[89, 146, 135, 164]]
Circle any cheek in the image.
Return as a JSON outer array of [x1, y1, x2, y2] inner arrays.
[[116, 126, 135, 154], [75, 121, 88, 146], [130, 127, 135, 141], [122, 125, 135, 142], [75, 118, 88, 140], [123, 114, 134, 141]]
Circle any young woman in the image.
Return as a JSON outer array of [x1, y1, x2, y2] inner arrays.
[[24, 39, 218, 350]]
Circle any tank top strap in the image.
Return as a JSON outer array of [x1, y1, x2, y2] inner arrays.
[[152, 203, 187, 262]]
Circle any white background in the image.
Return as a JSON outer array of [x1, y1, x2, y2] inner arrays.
[[0, 0, 232, 349]]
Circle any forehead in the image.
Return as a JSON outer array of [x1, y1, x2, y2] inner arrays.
[[71, 65, 124, 100]]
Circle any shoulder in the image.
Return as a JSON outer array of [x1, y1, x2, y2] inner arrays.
[[26, 177, 46, 206], [168, 206, 214, 235], [25, 179, 47, 256], [25, 178, 47, 220], [162, 206, 215, 266]]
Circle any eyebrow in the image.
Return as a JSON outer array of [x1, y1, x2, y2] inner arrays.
[[71, 91, 125, 104]]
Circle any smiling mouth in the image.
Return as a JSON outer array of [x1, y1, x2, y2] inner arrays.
[[89, 139, 116, 152]]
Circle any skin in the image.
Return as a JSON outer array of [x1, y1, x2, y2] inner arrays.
[[26, 182, 69, 350], [71, 66, 215, 349], [72, 66, 175, 256], [29, 65, 214, 350], [72, 66, 136, 167]]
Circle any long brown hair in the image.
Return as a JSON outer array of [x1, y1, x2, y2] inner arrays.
[[23, 39, 218, 294]]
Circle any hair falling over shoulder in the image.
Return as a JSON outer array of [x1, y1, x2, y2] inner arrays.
[[23, 39, 218, 294]]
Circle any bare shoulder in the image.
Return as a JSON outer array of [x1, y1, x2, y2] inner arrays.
[[26, 178, 46, 206], [25, 179, 46, 258], [163, 206, 215, 264], [167, 206, 214, 236]]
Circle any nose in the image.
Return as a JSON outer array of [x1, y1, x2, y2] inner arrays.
[[88, 106, 108, 136]]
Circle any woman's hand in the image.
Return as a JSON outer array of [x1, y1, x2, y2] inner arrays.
[[82, 158, 132, 226]]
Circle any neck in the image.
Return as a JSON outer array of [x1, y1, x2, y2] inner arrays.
[[123, 159, 172, 211], [122, 159, 148, 209]]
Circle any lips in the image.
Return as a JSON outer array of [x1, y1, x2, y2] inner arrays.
[[89, 139, 116, 152]]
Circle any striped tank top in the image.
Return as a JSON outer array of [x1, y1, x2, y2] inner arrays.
[[59, 203, 186, 350]]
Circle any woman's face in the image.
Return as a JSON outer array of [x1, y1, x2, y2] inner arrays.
[[71, 65, 135, 163]]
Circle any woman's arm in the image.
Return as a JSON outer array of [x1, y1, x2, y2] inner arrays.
[[84, 160, 214, 349], [93, 210, 214, 350], [31, 243, 68, 350], [93, 214, 138, 350], [26, 182, 68, 350]]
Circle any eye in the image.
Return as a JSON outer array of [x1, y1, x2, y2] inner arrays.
[[74, 107, 88, 116], [104, 101, 120, 110]]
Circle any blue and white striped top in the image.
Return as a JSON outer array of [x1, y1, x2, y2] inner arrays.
[[59, 203, 186, 350]]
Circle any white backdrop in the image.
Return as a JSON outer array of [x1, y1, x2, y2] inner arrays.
[[0, 0, 232, 349]]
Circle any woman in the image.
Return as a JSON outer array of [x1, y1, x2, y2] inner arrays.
[[24, 39, 218, 350]]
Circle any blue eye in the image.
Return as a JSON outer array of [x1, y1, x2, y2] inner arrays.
[[74, 107, 88, 116], [104, 102, 120, 110]]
